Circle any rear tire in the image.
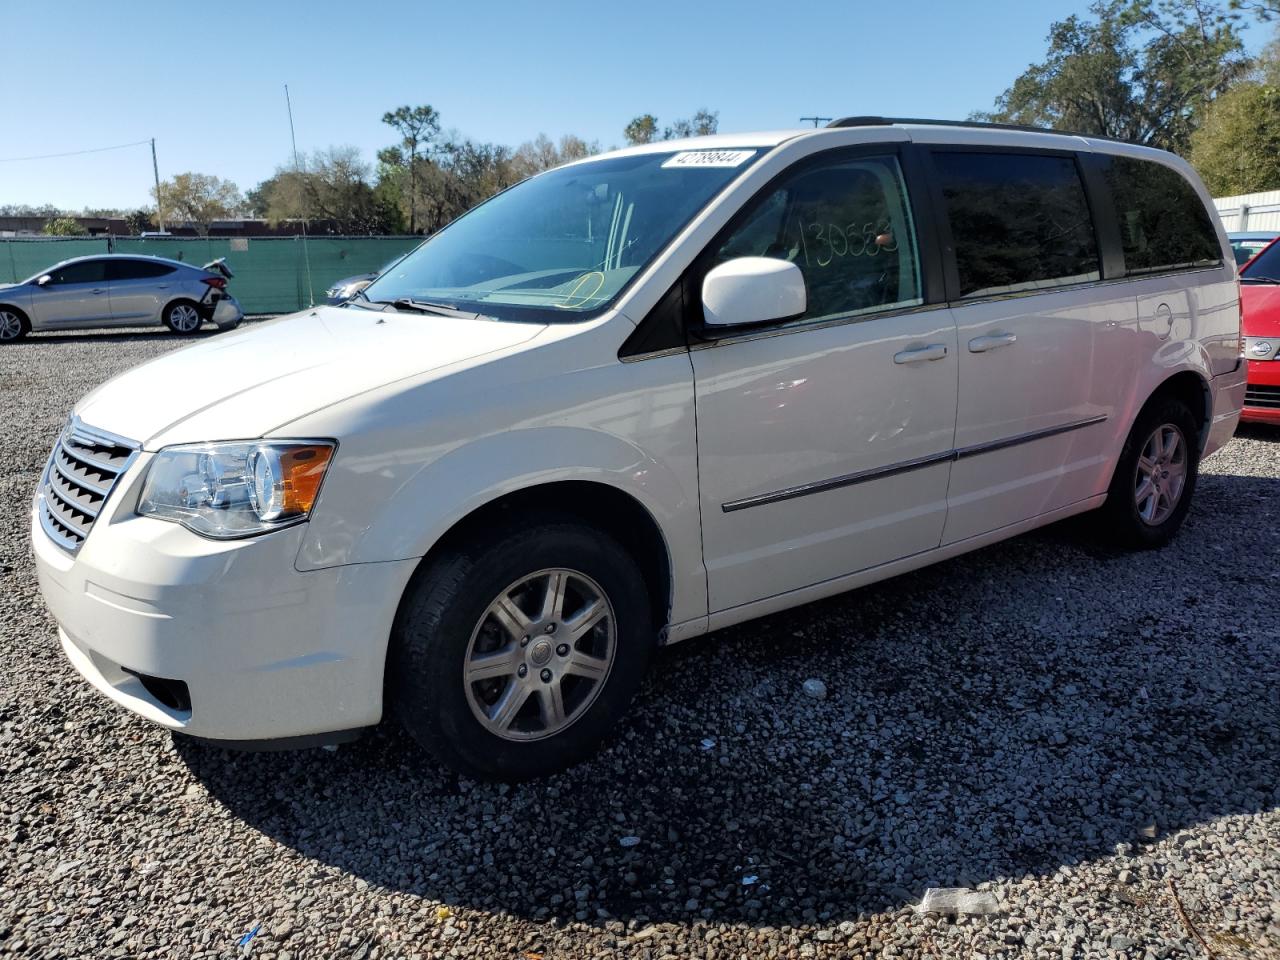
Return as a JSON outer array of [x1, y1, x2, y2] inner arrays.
[[1099, 397, 1200, 549], [389, 518, 654, 781], [163, 300, 203, 335], [0, 307, 29, 342]]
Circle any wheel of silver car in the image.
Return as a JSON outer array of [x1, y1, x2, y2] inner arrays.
[[164, 301, 202, 334], [463, 568, 616, 741], [1133, 422, 1188, 526], [0, 308, 28, 341]]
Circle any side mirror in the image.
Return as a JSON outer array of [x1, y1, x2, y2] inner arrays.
[[35, 274, 52, 287], [701, 257, 805, 330]]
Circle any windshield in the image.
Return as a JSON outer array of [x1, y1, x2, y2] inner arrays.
[[362, 149, 761, 321], [1241, 238, 1280, 281]]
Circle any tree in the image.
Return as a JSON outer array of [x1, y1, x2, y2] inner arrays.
[[624, 109, 719, 144], [153, 172, 243, 236], [1189, 39, 1280, 193], [511, 133, 599, 178], [252, 146, 387, 233], [624, 114, 659, 145], [978, 0, 1251, 152], [42, 216, 87, 236], [124, 209, 153, 235], [664, 108, 719, 139], [382, 105, 441, 233]]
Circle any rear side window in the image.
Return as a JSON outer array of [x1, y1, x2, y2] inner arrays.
[[108, 259, 176, 281], [1103, 156, 1221, 275], [711, 153, 922, 323], [935, 152, 1100, 298]]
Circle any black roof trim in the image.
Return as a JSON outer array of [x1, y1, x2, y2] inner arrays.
[[826, 116, 1137, 146]]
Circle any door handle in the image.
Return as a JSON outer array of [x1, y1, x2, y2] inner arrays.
[[157, 284, 170, 289], [893, 343, 949, 364], [90, 288, 106, 295], [968, 333, 1017, 353]]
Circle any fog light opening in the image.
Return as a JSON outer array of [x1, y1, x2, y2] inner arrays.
[[122, 669, 192, 713]]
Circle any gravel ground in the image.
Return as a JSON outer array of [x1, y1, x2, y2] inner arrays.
[[1, 322, 1278, 960]]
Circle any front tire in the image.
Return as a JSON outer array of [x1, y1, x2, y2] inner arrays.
[[1100, 397, 1200, 548], [0, 307, 29, 342], [163, 300, 203, 335], [390, 518, 654, 781]]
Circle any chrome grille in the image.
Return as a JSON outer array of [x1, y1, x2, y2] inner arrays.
[[38, 417, 140, 554]]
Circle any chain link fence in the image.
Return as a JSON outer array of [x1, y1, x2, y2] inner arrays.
[[0, 236, 423, 314]]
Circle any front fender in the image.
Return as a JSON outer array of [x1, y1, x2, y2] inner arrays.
[[291, 348, 706, 626]]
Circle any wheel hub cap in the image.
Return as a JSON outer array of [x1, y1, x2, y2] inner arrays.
[[463, 568, 616, 741], [1133, 423, 1187, 526], [528, 638, 553, 666]]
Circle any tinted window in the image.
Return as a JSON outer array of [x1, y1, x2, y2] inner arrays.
[[48, 260, 106, 284], [107, 259, 175, 281], [1240, 239, 1280, 281], [1231, 238, 1274, 268], [936, 152, 1100, 298], [711, 154, 922, 322], [1103, 156, 1221, 275]]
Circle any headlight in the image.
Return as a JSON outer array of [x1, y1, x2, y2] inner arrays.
[[137, 441, 334, 538]]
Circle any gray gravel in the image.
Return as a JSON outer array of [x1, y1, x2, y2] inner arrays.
[[2, 322, 1278, 959]]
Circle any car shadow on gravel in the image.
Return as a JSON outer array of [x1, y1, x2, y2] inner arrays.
[[176, 469, 1280, 929]]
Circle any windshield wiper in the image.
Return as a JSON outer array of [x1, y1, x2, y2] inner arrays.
[[1242, 275, 1280, 284], [365, 297, 487, 320]]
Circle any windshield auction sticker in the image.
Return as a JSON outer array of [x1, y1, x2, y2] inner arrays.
[[662, 150, 757, 168]]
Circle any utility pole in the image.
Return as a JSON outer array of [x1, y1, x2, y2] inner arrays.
[[799, 116, 832, 128], [150, 138, 165, 232]]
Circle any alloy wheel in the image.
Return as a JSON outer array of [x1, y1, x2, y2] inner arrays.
[[1133, 423, 1187, 525], [169, 304, 201, 332], [0, 311, 22, 340], [463, 568, 616, 741]]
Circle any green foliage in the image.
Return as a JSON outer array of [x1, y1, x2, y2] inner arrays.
[[153, 172, 243, 236], [624, 114, 659, 145], [382, 105, 442, 233], [1190, 80, 1280, 193], [252, 146, 389, 233], [41, 216, 87, 236], [124, 209, 153, 235], [978, 0, 1251, 152], [624, 109, 719, 145]]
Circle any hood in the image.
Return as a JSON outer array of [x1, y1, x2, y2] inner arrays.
[[74, 306, 545, 448], [1242, 283, 1280, 338]]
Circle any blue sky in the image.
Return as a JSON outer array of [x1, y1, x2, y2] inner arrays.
[[1, 0, 1272, 210]]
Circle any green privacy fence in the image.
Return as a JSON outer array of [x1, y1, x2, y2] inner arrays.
[[0, 236, 424, 314]]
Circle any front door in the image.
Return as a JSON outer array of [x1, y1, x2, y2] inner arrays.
[[691, 149, 959, 613], [29, 258, 111, 327]]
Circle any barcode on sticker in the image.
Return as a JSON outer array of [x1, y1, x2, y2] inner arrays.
[[662, 150, 756, 169]]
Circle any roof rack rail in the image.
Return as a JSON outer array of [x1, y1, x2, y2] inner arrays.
[[825, 116, 1135, 145]]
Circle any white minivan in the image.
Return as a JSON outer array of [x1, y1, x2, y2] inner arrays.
[[33, 119, 1245, 779]]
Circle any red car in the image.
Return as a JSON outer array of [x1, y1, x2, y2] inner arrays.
[[1241, 236, 1280, 424]]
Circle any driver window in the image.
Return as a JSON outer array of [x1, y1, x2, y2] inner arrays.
[[712, 154, 922, 323], [49, 260, 107, 285]]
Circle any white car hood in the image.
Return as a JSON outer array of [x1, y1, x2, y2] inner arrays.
[[74, 306, 546, 448]]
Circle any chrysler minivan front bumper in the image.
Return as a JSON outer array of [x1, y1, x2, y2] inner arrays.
[[31, 469, 416, 744]]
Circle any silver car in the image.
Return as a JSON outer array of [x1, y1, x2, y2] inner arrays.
[[0, 254, 243, 342]]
